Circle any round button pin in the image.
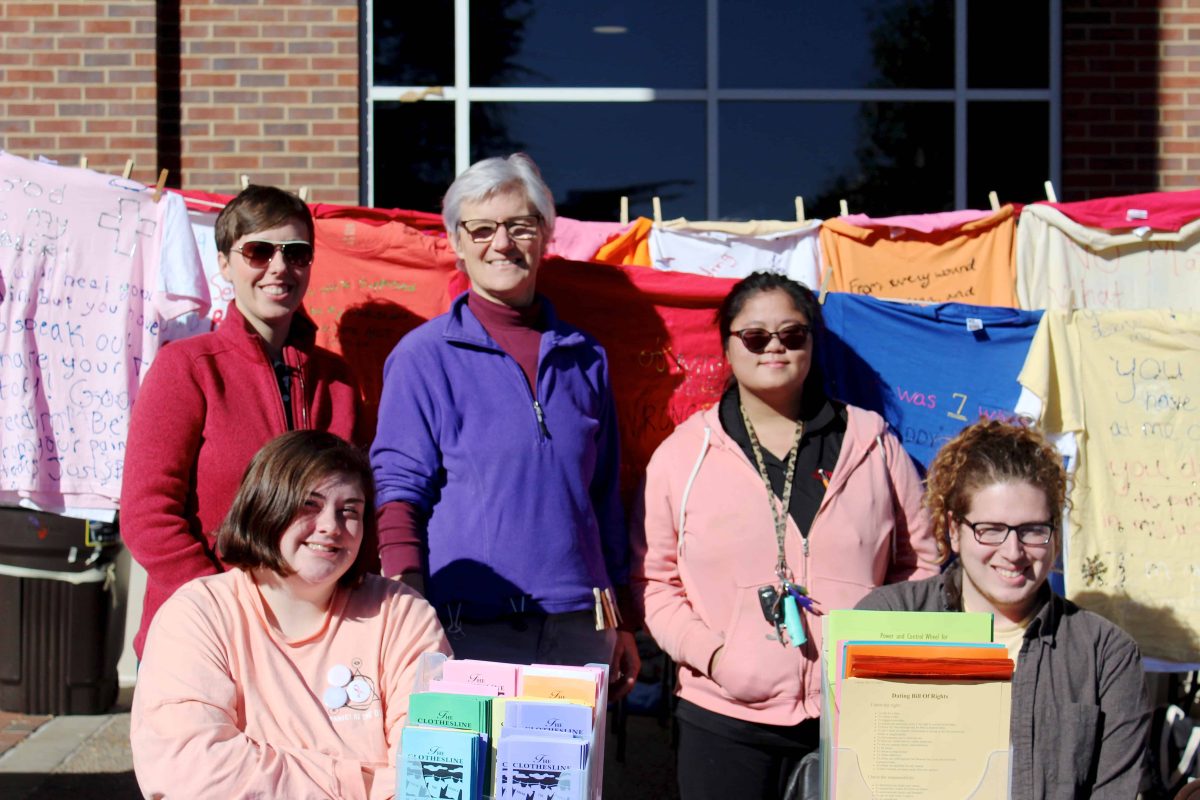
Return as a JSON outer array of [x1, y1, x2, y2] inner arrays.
[[346, 678, 372, 704], [323, 685, 348, 709], [327, 665, 352, 687]]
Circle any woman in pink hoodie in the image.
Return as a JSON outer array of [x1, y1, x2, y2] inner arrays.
[[131, 431, 451, 799], [634, 273, 939, 800]]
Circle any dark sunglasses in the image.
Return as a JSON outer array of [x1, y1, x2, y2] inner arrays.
[[732, 324, 811, 354], [233, 240, 314, 269]]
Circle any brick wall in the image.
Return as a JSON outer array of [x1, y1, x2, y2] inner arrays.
[[0, 1, 360, 204], [1062, 0, 1200, 199], [178, 0, 360, 204], [0, 1, 158, 181]]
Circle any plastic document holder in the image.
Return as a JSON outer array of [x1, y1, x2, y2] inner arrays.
[[407, 651, 609, 800], [820, 650, 1013, 799], [831, 747, 1010, 799]]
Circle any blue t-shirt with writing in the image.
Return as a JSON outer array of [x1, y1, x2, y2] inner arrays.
[[819, 293, 1043, 471]]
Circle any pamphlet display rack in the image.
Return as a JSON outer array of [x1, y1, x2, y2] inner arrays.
[[408, 651, 609, 800]]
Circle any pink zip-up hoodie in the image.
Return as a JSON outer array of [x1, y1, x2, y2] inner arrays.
[[632, 405, 939, 726]]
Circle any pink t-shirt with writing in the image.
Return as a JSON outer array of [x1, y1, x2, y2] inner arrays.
[[0, 152, 208, 512]]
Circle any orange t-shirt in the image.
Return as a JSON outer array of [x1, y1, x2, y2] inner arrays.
[[308, 217, 459, 427], [819, 206, 1017, 306], [591, 217, 654, 267]]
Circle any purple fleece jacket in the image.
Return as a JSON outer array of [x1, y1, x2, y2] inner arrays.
[[369, 292, 626, 617]]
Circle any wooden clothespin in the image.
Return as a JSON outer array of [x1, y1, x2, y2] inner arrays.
[[240, 174, 250, 190], [619, 196, 629, 226], [152, 168, 169, 202], [795, 196, 806, 223], [1043, 180, 1058, 203], [399, 86, 445, 103], [298, 186, 309, 202], [78, 155, 88, 170], [839, 199, 850, 217], [988, 191, 1000, 212], [651, 196, 662, 226], [122, 158, 135, 180]]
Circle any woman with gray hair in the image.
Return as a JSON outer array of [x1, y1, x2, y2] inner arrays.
[[370, 153, 640, 695]]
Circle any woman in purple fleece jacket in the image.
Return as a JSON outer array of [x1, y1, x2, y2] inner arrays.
[[369, 153, 639, 698]]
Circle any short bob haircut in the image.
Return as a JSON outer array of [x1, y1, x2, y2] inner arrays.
[[442, 153, 556, 241], [716, 271, 826, 399], [217, 430, 377, 587], [214, 185, 315, 255], [924, 418, 1069, 564]]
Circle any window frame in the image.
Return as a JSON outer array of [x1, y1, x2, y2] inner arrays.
[[363, 0, 1060, 217]]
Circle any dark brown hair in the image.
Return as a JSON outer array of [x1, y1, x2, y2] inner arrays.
[[924, 419, 1068, 563], [214, 185, 314, 254], [716, 271, 826, 396], [217, 431, 377, 586]]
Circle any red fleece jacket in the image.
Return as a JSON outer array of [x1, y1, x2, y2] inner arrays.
[[121, 303, 364, 658]]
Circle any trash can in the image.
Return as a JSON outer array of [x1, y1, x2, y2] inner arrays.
[[0, 508, 122, 715]]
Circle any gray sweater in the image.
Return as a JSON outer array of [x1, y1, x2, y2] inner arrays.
[[857, 562, 1150, 799]]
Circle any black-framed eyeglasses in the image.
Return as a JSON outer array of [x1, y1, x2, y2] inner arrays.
[[958, 516, 1055, 546], [731, 324, 811, 354], [458, 215, 543, 243], [232, 240, 314, 269]]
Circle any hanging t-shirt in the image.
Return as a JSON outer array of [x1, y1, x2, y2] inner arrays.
[[1039, 189, 1200, 232], [1019, 309, 1200, 663], [591, 217, 653, 267], [448, 260, 735, 501], [819, 292, 1042, 470], [660, 217, 813, 236], [1015, 203, 1200, 311], [548, 217, 629, 261], [308, 216, 459, 426], [839, 208, 993, 234], [819, 206, 1018, 306], [0, 152, 208, 513], [647, 220, 822, 288]]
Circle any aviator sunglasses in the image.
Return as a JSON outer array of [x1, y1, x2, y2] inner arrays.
[[233, 240, 315, 269], [731, 324, 811, 354]]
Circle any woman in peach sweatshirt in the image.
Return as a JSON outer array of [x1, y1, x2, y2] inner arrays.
[[634, 273, 939, 800], [131, 431, 451, 800]]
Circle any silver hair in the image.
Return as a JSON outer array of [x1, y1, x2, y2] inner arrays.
[[442, 153, 557, 238]]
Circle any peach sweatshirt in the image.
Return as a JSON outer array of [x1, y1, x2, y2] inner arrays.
[[131, 570, 452, 800]]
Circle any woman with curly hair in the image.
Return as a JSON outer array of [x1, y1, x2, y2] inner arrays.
[[857, 419, 1150, 799]]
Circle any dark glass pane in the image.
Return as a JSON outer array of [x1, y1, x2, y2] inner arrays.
[[374, 3, 454, 86], [720, 101, 954, 220], [968, 2, 1049, 89], [470, 102, 706, 220], [967, 102, 1050, 208], [469, 1, 704, 88], [720, 0, 953, 89], [373, 102, 454, 212]]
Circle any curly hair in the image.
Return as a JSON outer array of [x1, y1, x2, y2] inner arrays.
[[924, 419, 1068, 563]]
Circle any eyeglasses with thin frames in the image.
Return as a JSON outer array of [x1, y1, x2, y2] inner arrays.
[[232, 240, 314, 269], [731, 324, 811, 354], [958, 516, 1055, 546], [458, 215, 543, 243]]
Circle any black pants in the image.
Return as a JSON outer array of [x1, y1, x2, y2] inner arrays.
[[675, 700, 819, 800]]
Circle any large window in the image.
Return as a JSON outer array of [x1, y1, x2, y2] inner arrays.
[[367, 0, 1058, 220]]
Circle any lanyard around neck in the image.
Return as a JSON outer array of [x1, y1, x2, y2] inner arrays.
[[739, 402, 804, 583]]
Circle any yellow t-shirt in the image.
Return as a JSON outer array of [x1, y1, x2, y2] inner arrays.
[[963, 594, 1035, 667]]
